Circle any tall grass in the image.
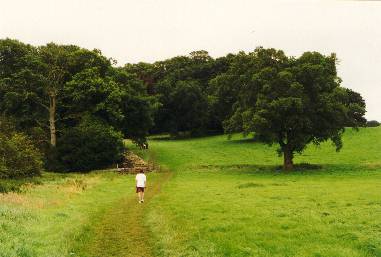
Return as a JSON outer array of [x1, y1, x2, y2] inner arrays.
[[0, 171, 138, 257]]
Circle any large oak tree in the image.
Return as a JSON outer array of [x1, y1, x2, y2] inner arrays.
[[223, 48, 366, 170]]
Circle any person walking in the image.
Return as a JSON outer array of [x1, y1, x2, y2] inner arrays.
[[135, 170, 146, 203]]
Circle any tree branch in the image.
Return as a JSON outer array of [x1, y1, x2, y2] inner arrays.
[[36, 101, 50, 111], [35, 119, 49, 129]]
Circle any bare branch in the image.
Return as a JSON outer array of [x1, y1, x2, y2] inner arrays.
[[35, 119, 49, 129]]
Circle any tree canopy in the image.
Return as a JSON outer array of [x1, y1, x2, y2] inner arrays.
[[221, 48, 366, 170], [0, 39, 367, 172], [0, 39, 157, 172]]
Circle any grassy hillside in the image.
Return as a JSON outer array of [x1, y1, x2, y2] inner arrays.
[[148, 127, 380, 170], [0, 171, 162, 257], [141, 127, 381, 257], [0, 127, 380, 257]]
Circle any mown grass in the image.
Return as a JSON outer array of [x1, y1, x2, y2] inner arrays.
[[140, 127, 381, 257], [0, 170, 146, 257]]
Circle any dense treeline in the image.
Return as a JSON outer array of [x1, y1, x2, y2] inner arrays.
[[0, 39, 155, 173], [0, 39, 366, 174], [125, 48, 366, 169], [124, 50, 235, 135]]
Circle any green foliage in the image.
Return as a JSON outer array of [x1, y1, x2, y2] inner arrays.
[[0, 39, 157, 167], [53, 118, 125, 172], [0, 177, 41, 193], [65, 67, 157, 147], [118, 91, 157, 146], [0, 38, 368, 172], [0, 119, 43, 179], [108, 68, 158, 145], [125, 50, 233, 134], [0, 180, 23, 193], [64, 67, 124, 123], [156, 79, 208, 136], [0, 39, 45, 133], [366, 120, 380, 127], [207, 53, 247, 130], [222, 48, 366, 169], [0, 40, 111, 147]]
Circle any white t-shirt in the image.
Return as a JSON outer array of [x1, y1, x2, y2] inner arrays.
[[135, 173, 146, 188]]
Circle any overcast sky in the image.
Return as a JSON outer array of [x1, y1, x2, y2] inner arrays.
[[0, 0, 380, 120]]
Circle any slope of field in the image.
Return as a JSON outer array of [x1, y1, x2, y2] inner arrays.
[[142, 127, 381, 257]]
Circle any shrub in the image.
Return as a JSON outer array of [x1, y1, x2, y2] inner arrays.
[[366, 120, 380, 127], [54, 118, 125, 172], [0, 132, 43, 179], [0, 180, 22, 193], [0, 177, 41, 193]]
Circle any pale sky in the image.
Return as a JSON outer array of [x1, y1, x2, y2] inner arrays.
[[0, 0, 380, 120]]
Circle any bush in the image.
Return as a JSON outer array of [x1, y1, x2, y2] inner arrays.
[[0, 177, 41, 193], [54, 118, 125, 172], [0, 132, 43, 179], [366, 120, 380, 127], [0, 180, 22, 193]]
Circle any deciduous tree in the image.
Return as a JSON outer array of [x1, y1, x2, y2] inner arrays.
[[224, 48, 366, 170]]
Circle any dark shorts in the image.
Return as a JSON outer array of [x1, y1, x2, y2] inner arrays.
[[136, 187, 145, 193]]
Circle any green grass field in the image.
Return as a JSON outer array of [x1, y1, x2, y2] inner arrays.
[[0, 127, 380, 257], [143, 127, 381, 257], [0, 171, 163, 257]]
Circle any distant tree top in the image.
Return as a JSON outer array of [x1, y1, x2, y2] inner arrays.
[[366, 120, 380, 127]]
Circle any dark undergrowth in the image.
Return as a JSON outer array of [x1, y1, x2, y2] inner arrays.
[[0, 177, 42, 193]]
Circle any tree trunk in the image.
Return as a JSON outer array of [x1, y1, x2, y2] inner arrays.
[[283, 145, 294, 170], [49, 91, 57, 147]]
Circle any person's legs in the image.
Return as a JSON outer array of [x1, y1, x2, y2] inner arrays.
[[137, 191, 141, 202], [136, 188, 145, 203], [137, 188, 141, 202]]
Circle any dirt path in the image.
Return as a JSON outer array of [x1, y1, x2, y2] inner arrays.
[[85, 172, 171, 257]]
